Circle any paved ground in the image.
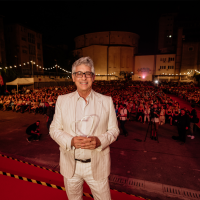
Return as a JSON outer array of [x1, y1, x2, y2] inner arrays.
[[0, 109, 200, 200]]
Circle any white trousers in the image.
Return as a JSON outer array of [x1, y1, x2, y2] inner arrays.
[[64, 161, 111, 200], [144, 115, 150, 122]]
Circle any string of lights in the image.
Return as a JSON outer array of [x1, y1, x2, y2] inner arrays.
[[0, 60, 71, 74], [195, 70, 200, 74], [161, 72, 194, 75]]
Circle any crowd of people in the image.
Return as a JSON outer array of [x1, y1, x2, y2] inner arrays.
[[0, 80, 198, 143]]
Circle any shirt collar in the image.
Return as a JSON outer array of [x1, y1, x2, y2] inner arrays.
[[75, 89, 93, 102]]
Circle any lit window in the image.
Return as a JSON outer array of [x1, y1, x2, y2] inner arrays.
[[169, 35, 172, 38]]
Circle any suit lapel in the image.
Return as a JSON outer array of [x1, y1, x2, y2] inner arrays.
[[92, 91, 102, 135], [68, 92, 77, 136]]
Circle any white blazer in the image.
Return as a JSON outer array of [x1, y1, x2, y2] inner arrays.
[[49, 90, 119, 181]]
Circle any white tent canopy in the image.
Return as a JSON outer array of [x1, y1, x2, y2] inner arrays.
[[6, 78, 34, 93]]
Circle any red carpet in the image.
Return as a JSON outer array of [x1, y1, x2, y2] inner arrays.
[[0, 155, 145, 200], [168, 94, 200, 127]]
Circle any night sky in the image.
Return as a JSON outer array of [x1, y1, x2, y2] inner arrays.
[[1, 2, 200, 54]]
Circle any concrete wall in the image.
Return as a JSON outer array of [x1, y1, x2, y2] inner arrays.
[[74, 31, 139, 49], [81, 45, 108, 79], [134, 55, 155, 81], [75, 45, 135, 79], [108, 46, 134, 77]]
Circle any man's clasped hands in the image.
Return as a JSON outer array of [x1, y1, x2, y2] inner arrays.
[[71, 136, 101, 150]]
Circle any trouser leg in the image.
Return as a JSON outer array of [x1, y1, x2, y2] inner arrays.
[[120, 120, 127, 135], [47, 118, 53, 131], [85, 175, 111, 200], [28, 133, 35, 141], [64, 161, 111, 200], [190, 122, 194, 136], [178, 127, 186, 142], [64, 176, 84, 200]]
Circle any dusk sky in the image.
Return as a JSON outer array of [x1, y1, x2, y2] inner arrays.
[[1, 2, 200, 54]]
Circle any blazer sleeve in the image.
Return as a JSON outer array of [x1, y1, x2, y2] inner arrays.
[[49, 96, 73, 151], [98, 97, 120, 150]]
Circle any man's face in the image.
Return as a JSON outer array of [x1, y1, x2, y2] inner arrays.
[[36, 122, 40, 126], [181, 110, 185, 116], [72, 64, 95, 93]]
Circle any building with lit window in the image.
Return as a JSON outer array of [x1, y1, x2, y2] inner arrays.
[[5, 23, 43, 75], [74, 31, 140, 80]]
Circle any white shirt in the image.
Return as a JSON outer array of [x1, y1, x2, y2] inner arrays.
[[119, 108, 127, 121], [74, 90, 100, 160]]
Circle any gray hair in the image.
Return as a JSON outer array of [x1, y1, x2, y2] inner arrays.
[[72, 57, 95, 74]]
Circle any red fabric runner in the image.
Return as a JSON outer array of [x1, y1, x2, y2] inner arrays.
[[0, 156, 145, 200]]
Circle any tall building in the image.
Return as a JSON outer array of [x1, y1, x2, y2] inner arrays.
[[158, 11, 200, 81], [5, 23, 43, 75], [157, 13, 178, 54], [0, 15, 6, 68]]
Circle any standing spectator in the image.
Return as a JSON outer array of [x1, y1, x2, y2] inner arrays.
[[46, 103, 55, 132], [159, 105, 165, 125], [150, 104, 160, 140], [137, 104, 144, 123], [26, 120, 41, 142], [188, 104, 197, 139], [143, 105, 150, 124], [119, 104, 128, 136], [166, 105, 173, 125], [172, 109, 190, 144], [3, 97, 10, 111]]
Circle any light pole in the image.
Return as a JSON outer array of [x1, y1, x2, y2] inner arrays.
[[30, 61, 33, 77], [30, 60, 34, 89]]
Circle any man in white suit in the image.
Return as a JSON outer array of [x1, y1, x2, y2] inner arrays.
[[50, 57, 119, 200]]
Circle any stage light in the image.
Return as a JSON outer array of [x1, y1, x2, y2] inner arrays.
[[155, 80, 158, 84]]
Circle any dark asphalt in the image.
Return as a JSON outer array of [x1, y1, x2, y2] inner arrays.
[[0, 110, 199, 200]]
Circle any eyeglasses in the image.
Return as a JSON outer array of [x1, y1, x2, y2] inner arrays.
[[73, 71, 93, 78]]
